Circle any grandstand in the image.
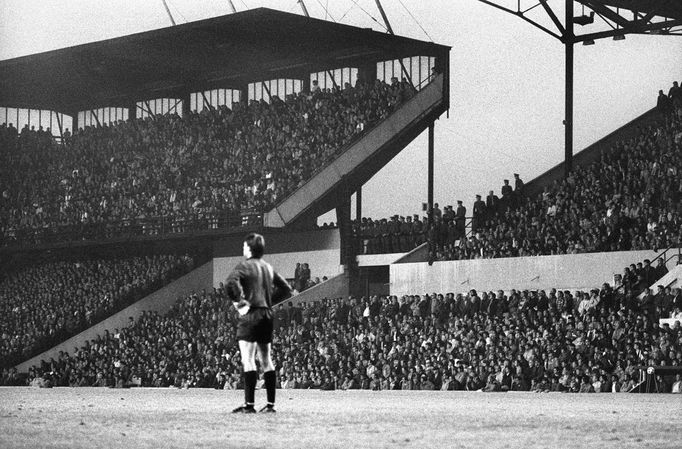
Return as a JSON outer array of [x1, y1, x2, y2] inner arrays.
[[1, 0, 681, 412]]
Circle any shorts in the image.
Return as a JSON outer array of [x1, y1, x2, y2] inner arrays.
[[236, 307, 274, 344]]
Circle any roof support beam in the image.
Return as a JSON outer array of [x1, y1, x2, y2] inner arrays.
[[564, 0, 574, 177], [477, 0, 563, 41], [573, 17, 682, 42], [374, 0, 394, 34], [200, 92, 215, 111], [161, 0, 176, 26], [584, 2, 631, 28], [374, 0, 416, 89], [91, 110, 102, 127], [540, 0, 566, 35], [297, 0, 310, 17], [326, 70, 340, 90], [139, 101, 157, 118], [55, 111, 65, 143], [262, 81, 273, 101], [166, 98, 182, 115]]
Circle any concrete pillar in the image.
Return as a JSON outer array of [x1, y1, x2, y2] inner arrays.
[[181, 92, 191, 116], [357, 62, 377, 87]]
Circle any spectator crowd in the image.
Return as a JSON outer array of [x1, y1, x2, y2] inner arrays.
[[355, 83, 682, 261], [0, 253, 194, 368], [0, 77, 413, 245], [8, 274, 681, 393]]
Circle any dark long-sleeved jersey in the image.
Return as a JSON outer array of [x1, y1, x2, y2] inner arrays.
[[225, 257, 291, 308]]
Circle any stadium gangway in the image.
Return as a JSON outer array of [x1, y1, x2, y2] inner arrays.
[[264, 73, 447, 228]]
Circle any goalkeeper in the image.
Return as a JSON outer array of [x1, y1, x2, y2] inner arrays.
[[226, 233, 292, 413]]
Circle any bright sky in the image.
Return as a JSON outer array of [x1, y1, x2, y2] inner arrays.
[[1, 0, 680, 223]]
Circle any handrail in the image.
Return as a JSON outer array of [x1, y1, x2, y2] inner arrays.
[[613, 241, 680, 295], [271, 74, 443, 209], [0, 210, 261, 249]]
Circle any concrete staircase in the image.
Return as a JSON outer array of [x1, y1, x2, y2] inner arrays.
[[265, 74, 448, 228], [638, 264, 682, 299], [286, 271, 350, 305]]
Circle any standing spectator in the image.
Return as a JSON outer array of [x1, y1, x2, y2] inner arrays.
[[657, 89, 672, 117], [485, 190, 499, 217], [669, 81, 681, 109], [455, 200, 466, 238], [294, 263, 303, 292], [513, 173, 524, 202], [472, 195, 486, 232], [300, 263, 311, 291], [501, 179, 513, 204], [654, 259, 668, 281]]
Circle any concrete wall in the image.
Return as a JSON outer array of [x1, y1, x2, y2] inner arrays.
[[357, 253, 404, 266], [390, 249, 680, 296], [16, 261, 214, 372]]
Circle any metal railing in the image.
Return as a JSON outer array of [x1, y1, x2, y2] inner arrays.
[[0, 210, 263, 248], [613, 242, 681, 294]]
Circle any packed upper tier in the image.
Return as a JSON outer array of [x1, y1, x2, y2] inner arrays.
[[355, 88, 682, 260], [0, 78, 413, 245]]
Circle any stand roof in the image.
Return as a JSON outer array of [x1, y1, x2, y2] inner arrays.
[[0, 7, 448, 114]]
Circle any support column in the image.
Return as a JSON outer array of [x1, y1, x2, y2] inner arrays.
[[336, 195, 353, 268], [355, 187, 362, 220], [427, 122, 434, 221], [357, 62, 377, 87], [128, 102, 137, 121], [565, 0, 574, 178], [181, 92, 191, 116], [238, 84, 249, 105], [71, 111, 79, 133]]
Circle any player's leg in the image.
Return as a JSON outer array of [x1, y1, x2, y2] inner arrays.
[[256, 342, 276, 412], [233, 340, 257, 413]]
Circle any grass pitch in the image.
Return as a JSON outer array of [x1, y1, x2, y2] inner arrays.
[[1, 387, 680, 449]]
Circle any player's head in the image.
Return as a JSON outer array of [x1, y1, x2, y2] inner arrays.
[[243, 233, 265, 259]]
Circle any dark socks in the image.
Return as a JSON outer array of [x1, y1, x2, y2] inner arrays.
[[244, 370, 257, 405], [264, 370, 276, 405]]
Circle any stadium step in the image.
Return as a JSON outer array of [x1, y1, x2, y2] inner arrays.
[[638, 264, 682, 300], [285, 271, 349, 305]]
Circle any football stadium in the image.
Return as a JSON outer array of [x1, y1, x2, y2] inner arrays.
[[1, 1, 681, 448]]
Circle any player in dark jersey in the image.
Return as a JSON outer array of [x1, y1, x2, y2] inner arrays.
[[226, 233, 292, 413]]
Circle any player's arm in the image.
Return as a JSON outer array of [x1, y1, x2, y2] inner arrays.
[[225, 263, 250, 312], [271, 271, 293, 306]]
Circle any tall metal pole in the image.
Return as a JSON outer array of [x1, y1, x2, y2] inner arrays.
[[374, 0, 394, 34], [226, 0, 237, 13], [298, 0, 310, 17], [161, 0, 176, 26], [374, 0, 415, 90], [565, 0, 574, 177], [428, 123, 434, 220]]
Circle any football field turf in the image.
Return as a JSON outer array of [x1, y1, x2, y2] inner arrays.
[[1, 387, 679, 448]]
